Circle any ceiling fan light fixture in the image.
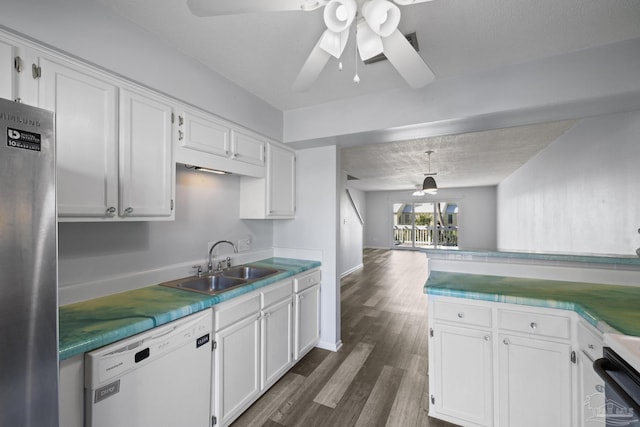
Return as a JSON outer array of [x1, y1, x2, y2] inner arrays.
[[357, 20, 384, 61], [324, 0, 357, 32], [319, 28, 349, 58], [362, 0, 400, 37]]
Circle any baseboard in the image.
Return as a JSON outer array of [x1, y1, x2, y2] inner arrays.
[[316, 339, 343, 352], [340, 263, 363, 278]]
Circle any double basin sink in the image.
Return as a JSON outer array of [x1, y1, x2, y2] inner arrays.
[[161, 265, 282, 295]]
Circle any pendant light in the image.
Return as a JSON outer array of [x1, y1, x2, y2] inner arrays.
[[422, 150, 438, 194]]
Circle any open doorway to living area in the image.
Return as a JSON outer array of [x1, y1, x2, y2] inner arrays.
[[392, 202, 459, 249]]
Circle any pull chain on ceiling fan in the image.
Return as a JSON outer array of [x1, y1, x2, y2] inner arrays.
[[187, 0, 436, 91]]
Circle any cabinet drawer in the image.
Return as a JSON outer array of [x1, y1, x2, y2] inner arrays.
[[432, 301, 492, 328], [294, 269, 321, 292], [577, 320, 603, 361], [262, 280, 293, 308], [498, 309, 570, 339], [214, 293, 260, 331]]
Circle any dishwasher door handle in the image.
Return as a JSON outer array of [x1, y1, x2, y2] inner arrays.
[[593, 357, 640, 414]]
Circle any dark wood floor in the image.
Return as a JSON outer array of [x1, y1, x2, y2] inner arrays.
[[232, 248, 458, 427]]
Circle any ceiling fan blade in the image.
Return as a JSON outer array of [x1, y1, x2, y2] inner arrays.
[[392, 0, 434, 5], [382, 29, 435, 88], [293, 36, 332, 91], [187, 0, 328, 17]]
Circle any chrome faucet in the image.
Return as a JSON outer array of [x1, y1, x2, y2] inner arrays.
[[208, 240, 238, 273]]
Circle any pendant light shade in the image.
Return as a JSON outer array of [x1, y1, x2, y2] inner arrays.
[[422, 176, 437, 193]]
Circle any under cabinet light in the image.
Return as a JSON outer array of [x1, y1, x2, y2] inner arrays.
[[184, 165, 231, 175]]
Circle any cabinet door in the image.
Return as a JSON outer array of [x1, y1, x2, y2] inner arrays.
[[214, 314, 261, 426], [119, 88, 174, 219], [261, 297, 293, 390], [39, 57, 119, 218], [231, 129, 265, 166], [430, 324, 493, 426], [498, 334, 572, 427], [179, 109, 230, 157], [294, 284, 320, 360], [267, 143, 295, 217], [0, 40, 13, 100]]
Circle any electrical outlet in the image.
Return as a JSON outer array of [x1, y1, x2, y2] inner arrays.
[[237, 237, 251, 252]]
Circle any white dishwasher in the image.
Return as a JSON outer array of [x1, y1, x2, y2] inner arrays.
[[85, 309, 213, 427]]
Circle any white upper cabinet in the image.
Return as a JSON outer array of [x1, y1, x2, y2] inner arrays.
[[0, 40, 13, 100], [175, 106, 265, 177], [178, 108, 230, 157], [119, 88, 174, 219], [39, 57, 119, 219], [239, 142, 296, 219], [39, 55, 174, 221], [231, 129, 265, 166]]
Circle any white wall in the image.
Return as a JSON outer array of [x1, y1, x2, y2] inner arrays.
[[497, 110, 640, 256], [58, 167, 274, 304], [339, 174, 365, 277], [365, 186, 497, 250], [0, 0, 282, 140], [273, 146, 341, 351]]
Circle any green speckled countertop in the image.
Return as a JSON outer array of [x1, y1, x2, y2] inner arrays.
[[425, 271, 640, 336], [59, 258, 320, 360]]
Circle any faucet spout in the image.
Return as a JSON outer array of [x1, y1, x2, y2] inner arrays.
[[208, 240, 238, 273]]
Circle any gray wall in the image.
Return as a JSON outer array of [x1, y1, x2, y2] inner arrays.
[[497, 110, 640, 256], [365, 186, 497, 250]]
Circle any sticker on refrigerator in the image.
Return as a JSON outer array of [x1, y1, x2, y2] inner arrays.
[[6, 128, 41, 152]]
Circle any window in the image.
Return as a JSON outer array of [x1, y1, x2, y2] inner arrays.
[[392, 202, 458, 249]]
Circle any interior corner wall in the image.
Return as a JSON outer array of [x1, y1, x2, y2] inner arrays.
[[273, 146, 341, 350], [497, 110, 640, 256], [365, 187, 497, 250], [339, 175, 365, 277]]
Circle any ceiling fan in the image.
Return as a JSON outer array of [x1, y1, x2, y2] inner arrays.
[[187, 0, 436, 91]]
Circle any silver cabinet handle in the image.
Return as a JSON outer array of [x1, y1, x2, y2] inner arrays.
[[530, 322, 537, 329], [457, 312, 465, 318], [178, 130, 183, 141], [503, 338, 510, 345], [484, 335, 490, 341], [588, 344, 595, 349], [124, 207, 133, 214], [106, 206, 116, 215], [178, 115, 184, 126], [595, 384, 605, 393]]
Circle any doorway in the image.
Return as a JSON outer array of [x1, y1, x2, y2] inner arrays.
[[392, 202, 458, 249]]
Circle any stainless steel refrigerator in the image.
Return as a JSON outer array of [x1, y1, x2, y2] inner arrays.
[[0, 97, 58, 426]]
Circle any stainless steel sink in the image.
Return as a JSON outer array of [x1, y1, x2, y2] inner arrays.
[[170, 275, 247, 294], [161, 265, 283, 295], [221, 266, 280, 280]]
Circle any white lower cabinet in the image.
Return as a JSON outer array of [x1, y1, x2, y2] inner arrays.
[[497, 334, 572, 427], [213, 278, 300, 426], [431, 324, 493, 426], [428, 297, 578, 427], [261, 283, 294, 390], [293, 268, 321, 360], [577, 320, 605, 427]]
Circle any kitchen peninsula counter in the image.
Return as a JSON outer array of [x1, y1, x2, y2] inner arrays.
[[425, 270, 640, 336], [59, 258, 321, 360]]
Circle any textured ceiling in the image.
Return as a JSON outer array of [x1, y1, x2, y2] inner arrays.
[[341, 120, 578, 191], [99, 0, 640, 111]]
